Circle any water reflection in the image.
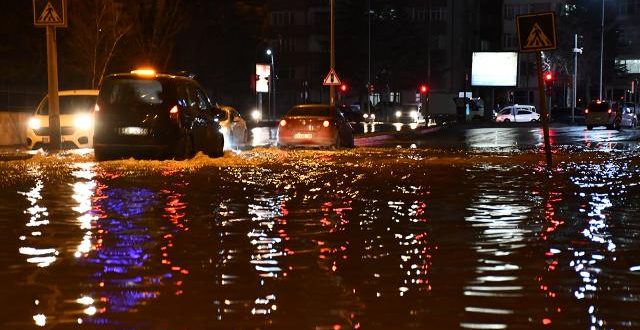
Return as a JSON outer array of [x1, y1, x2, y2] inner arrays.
[[461, 165, 533, 329]]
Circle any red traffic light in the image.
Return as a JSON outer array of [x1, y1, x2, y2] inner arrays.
[[544, 72, 553, 81], [340, 84, 348, 92], [419, 84, 429, 94]]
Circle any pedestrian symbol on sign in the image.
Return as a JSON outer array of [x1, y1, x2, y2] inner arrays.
[[525, 23, 553, 49], [38, 2, 62, 24]]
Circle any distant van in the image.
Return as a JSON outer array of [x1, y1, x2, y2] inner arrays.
[[585, 100, 621, 130], [495, 105, 540, 123]]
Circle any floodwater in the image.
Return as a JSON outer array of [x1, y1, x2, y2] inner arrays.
[[1, 147, 640, 329]]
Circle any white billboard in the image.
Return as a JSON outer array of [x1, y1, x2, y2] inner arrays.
[[471, 52, 518, 87], [256, 64, 271, 93]]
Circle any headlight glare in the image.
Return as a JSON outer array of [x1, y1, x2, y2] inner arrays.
[[28, 117, 42, 130], [74, 114, 94, 129]]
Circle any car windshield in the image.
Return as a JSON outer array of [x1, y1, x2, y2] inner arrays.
[[101, 79, 166, 108], [37, 95, 97, 115], [588, 102, 610, 112], [287, 106, 331, 117]]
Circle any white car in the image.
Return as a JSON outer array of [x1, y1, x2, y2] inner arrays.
[[26, 90, 99, 149], [495, 105, 540, 123], [218, 105, 249, 149], [620, 103, 638, 128]]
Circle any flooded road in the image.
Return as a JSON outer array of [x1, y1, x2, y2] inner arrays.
[[1, 146, 640, 329]]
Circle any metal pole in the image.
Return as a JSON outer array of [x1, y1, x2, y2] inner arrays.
[[599, 0, 604, 100], [330, 0, 335, 106], [367, 0, 371, 115], [536, 52, 553, 170], [572, 33, 578, 124], [46, 26, 61, 151], [272, 54, 276, 119]]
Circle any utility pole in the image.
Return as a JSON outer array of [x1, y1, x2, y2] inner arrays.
[[599, 0, 604, 100], [572, 34, 582, 124], [330, 0, 335, 106]]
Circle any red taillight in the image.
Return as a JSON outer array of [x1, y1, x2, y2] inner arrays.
[[280, 119, 287, 127], [584, 108, 589, 114], [170, 105, 179, 120], [323, 120, 330, 127], [607, 108, 612, 114], [94, 104, 100, 112]]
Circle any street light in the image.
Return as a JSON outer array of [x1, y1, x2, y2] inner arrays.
[[266, 49, 276, 121], [573, 34, 583, 124], [599, 0, 604, 100]]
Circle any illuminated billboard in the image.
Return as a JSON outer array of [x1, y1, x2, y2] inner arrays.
[[471, 52, 518, 87]]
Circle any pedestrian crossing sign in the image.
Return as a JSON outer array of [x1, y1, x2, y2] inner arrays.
[[33, 0, 67, 28], [516, 12, 557, 52]]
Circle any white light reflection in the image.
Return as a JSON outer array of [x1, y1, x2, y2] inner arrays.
[[462, 167, 531, 328], [33, 314, 46, 327]]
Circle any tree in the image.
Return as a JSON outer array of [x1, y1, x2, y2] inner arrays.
[[64, 0, 133, 88], [557, 1, 624, 102], [130, 0, 187, 70]]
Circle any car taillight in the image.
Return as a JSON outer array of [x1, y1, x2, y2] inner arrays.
[[584, 108, 589, 114], [323, 120, 330, 127], [280, 119, 287, 127], [94, 104, 100, 112], [170, 105, 179, 121], [608, 108, 612, 114]]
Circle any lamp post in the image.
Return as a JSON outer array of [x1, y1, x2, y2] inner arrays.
[[599, 0, 604, 100], [266, 49, 276, 120], [572, 34, 582, 124]]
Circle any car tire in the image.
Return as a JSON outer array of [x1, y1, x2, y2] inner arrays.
[[333, 135, 342, 149], [94, 148, 113, 161], [503, 119, 510, 123], [211, 137, 224, 158], [175, 134, 194, 160]]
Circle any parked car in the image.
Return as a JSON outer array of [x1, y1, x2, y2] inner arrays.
[[495, 105, 540, 123], [93, 69, 224, 160], [218, 104, 249, 149], [277, 104, 354, 148], [26, 89, 98, 150], [549, 107, 585, 124], [585, 100, 621, 130], [620, 102, 638, 128]]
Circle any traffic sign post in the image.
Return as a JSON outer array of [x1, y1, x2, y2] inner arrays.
[[33, 0, 67, 151], [517, 12, 557, 171]]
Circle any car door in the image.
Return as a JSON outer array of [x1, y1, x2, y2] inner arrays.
[[517, 109, 532, 121], [186, 84, 218, 152]]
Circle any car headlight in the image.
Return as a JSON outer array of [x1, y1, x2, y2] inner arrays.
[[363, 113, 369, 119], [370, 114, 376, 120], [74, 114, 94, 130], [251, 110, 262, 121], [395, 111, 402, 118], [28, 117, 42, 130], [410, 110, 418, 119]]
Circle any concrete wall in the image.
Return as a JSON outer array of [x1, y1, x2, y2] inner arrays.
[[0, 111, 29, 146]]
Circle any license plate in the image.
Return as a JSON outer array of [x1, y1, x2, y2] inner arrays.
[[294, 133, 313, 139], [118, 127, 149, 136]]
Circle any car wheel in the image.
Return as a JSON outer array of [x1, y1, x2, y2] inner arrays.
[[94, 148, 113, 161], [531, 119, 538, 122], [211, 137, 224, 158], [175, 134, 194, 160], [503, 119, 510, 123], [587, 125, 593, 130], [333, 135, 342, 149]]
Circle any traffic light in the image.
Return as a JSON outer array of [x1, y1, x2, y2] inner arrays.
[[368, 83, 375, 94], [544, 71, 553, 83], [340, 84, 348, 93], [419, 84, 429, 94], [543, 71, 554, 95]]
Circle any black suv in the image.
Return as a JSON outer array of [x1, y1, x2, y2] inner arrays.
[[94, 70, 224, 160]]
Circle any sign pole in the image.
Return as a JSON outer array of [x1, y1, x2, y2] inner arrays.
[[329, 0, 335, 106], [46, 25, 61, 151], [536, 52, 552, 170]]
